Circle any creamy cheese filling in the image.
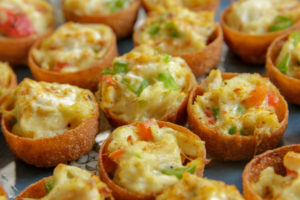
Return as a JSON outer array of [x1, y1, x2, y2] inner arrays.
[[100, 45, 194, 122], [0, 0, 54, 37], [192, 70, 280, 136], [32, 22, 113, 73], [4, 79, 96, 139], [137, 7, 215, 54], [226, 0, 300, 34], [64, 0, 133, 15], [107, 120, 205, 194], [251, 151, 300, 200], [144, 0, 214, 9], [0, 62, 12, 97], [157, 173, 244, 200]]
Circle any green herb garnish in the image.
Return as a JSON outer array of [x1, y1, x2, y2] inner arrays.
[[237, 105, 245, 114], [158, 72, 179, 90], [164, 22, 182, 38], [212, 107, 219, 119], [290, 30, 300, 46], [228, 125, 237, 135], [107, 0, 129, 13], [269, 15, 294, 32], [45, 178, 55, 193], [123, 78, 149, 96], [277, 53, 290, 74], [161, 166, 196, 179], [162, 54, 171, 63], [102, 61, 128, 75], [148, 22, 160, 35]]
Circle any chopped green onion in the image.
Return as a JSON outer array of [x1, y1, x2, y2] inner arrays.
[[158, 72, 179, 90], [134, 152, 142, 158], [269, 15, 294, 32], [161, 166, 196, 179], [45, 178, 55, 193], [237, 105, 245, 114], [164, 22, 182, 38], [107, 0, 129, 13], [228, 125, 237, 135], [102, 61, 128, 75], [92, 45, 101, 53], [211, 107, 219, 119], [148, 22, 160, 35], [290, 31, 300, 46], [138, 99, 148, 106], [277, 53, 290, 74], [102, 68, 114, 75], [162, 54, 171, 63], [123, 78, 149, 96]]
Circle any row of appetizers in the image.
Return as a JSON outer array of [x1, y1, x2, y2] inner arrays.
[[1, 124, 300, 200]]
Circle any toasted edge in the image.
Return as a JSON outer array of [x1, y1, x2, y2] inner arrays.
[[187, 73, 289, 161]]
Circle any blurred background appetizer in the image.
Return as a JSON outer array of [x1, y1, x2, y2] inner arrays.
[[97, 45, 196, 127], [157, 173, 244, 200], [0, 185, 8, 200], [0, 62, 17, 106], [0, 0, 54, 65], [1, 79, 99, 167], [98, 120, 206, 200], [188, 70, 288, 161], [243, 144, 300, 200], [62, 0, 141, 38], [29, 22, 118, 91], [267, 30, 300, 105], [221, 0, 300, 63], [16, 164, 113, 200], [133, 7, 222, 77], [142, 0, 220, 13]]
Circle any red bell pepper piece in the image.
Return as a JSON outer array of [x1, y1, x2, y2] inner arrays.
[[136, 119, 156, 141]]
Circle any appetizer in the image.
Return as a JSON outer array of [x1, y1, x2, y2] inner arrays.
[[0, 62, 17, 106], [133, 7, 222, 77], [1, 79, 99, 167], [98, 119, 206, 200], [267, 30, 300, 104], [157, 173, 244, 200], [29, 22, 118, 91], [221, 0, 300, 63], [97, 45, 196, 127], [62, 0, 141, 38], [188, 70, 288, 161], [16, 164, 114, 200], [142, 0, 220, 13], [0, 0, 54, 65], [0, 185, 8, 200], [243, 144, 300, 200]]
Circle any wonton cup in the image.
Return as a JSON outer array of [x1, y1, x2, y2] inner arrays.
[[28, 34, 118, 92], [220, 7, 300, 64], [0, 66, 17, 105], [266, 31, 300, 105], [0, 185, 8, 200], [133, 24, 223, 78], [98, 120, 206, 200], [1, 105, 99, 168], [243, 144, 300, 200], [187, 73, 288, 161], [62, 0, 141, 39]]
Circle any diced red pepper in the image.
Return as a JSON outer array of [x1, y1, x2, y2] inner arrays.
[[109, 149, 126, 163], [267, 90, 279, 107], [287, 168, 298, 176], [204, 108, 216, 124], [0, 8, 35, 38], [52, 62, 70, 72], [102, 75, 117, 87], [242, 84, 268, 109], [136, 119, 156, 141]]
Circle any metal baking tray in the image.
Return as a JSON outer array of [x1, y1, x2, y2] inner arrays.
[[1, 0, 300, 199]]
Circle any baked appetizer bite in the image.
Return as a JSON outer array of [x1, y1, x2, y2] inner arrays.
[[157, 173, 244, 200], [98, 119, 206, 200], [1, 79, 99, 167], [0, 185, 8, 200], [188, 69, 288, 161], [243, 144, 300, 200], [0, 62, 17, 106], [97, 45, 196, 127], [142, 0, 220, 13], [133, 7, 222, 78], [62, 0, 141, 39], [28, 22, 118, 91], [267, 30, 300, 105], [0, 0, 54, 65], [221, 0, 300, 63], [16, 164, 114, 200]]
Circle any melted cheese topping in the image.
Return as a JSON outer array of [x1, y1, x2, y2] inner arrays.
[[32, 22, 114, 73], [226, 0, 300, 34], [99, 45, 195, 122], [251, 151, 300, 200], [192, 70, 280, 136], [136, 7, 215, 54], [0, 62, 12, 97], [24, 164, 111, 200], [107, 121, 205, 194], [63, 0, 133, 15], [0, 0, 54, 36], [157, 173, 244, 200], [144, 0, 215, 10], [3, 78, 96, 139]]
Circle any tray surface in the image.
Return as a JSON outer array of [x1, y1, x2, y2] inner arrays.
[[1, 0, 300, 199]]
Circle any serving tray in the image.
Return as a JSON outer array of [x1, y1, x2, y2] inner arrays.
[[1, 0, 300, 199]]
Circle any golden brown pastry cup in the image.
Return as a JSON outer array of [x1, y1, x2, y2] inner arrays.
[[98, 120, 206, 200], [266, 30, 300, 105], [99, 67, 196, 127], [187, 73, 289, 161], [243, 144, 300, 200], [62, 0, 141, 39], [0, 65, 17, 105], [220, 6, 300, 64], [1, 104, 99, 168], [133, 24, 223, 78], [28, 33, 118, 92], [0, 185, 8, 200], [16, 176, 114, 200]]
